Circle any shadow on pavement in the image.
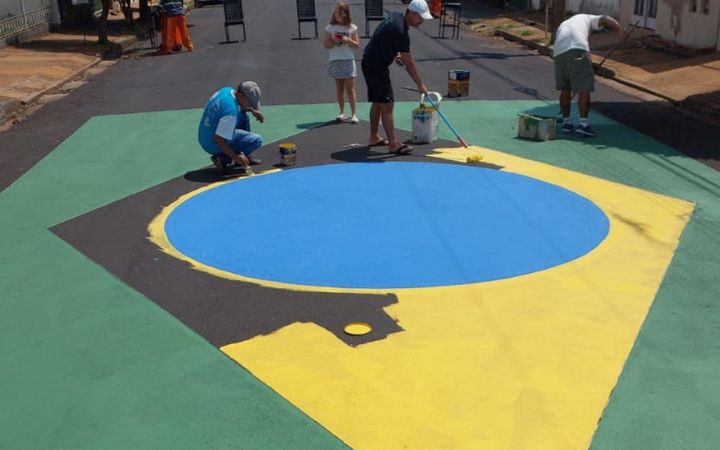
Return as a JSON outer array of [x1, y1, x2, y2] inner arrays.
[[295, 120, 337, 129], [523, 102, 720, 171], [416, 52, 533, 62], [184, 165, 251, 183]]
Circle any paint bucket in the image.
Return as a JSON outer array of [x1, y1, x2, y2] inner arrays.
[[517, 114, 556, 141], [279, 143, 297, 166], [412, 92, 441, 144], [447, 69, 470, 97]]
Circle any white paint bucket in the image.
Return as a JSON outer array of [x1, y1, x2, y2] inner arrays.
[[411, 92, 442, 144]]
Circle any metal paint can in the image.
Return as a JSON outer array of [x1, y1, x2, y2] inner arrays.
[[447, 69, 470, 97], [279, 143, 297, 166]]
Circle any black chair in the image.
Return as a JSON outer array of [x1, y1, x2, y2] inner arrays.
[[364, 0, 384, 38], [222, 0, 246, 43], [147, 6, 160, 48], [296, 0, 318, 39], [439, 1, 461, 39]]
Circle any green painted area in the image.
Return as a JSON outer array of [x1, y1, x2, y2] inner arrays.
[[0, 107, 351, 450], [0, 100, 718, 448]]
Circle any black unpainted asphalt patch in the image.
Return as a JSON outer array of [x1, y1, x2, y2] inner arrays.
[[51, 121, 499, 348]]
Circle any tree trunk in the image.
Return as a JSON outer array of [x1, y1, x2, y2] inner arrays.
[[139, 0, 150, 22], [120, 0, 133, 24], [550, 0, 566, 44], [98, 0, 110, 44]]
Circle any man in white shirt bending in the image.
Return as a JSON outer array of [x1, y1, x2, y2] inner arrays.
[[554, 14, 622, 137]]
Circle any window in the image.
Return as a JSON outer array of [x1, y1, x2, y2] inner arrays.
[[690, 0, 710, 14]]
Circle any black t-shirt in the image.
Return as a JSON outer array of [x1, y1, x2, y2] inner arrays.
[[362, 12, 410, 67]]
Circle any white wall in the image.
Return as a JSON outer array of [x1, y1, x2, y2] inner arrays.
[[567, 0, 620, 16], [656, 0, 720, 49]]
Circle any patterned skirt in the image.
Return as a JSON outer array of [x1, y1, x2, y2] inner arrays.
[[328, 59, 357, 79]]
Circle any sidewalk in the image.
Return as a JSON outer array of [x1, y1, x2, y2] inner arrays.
[[462, 7, 720, 120], [0, 22, 139, 127]]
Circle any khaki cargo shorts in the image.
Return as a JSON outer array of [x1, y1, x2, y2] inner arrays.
[[554, 49, 595, 93]]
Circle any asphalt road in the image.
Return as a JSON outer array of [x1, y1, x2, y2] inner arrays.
[[0, 0, 717, 191]]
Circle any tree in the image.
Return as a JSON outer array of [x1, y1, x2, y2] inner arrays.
[[98, 0, 110, 44], [139, 0, 150, 22], [118, 0, 134, 24], [550, 0, 566, 43]]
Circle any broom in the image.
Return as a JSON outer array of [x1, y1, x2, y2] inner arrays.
[[401, 86, 484, 163]]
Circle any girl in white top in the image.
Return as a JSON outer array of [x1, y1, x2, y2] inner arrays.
[[324, 1, 360, 123]]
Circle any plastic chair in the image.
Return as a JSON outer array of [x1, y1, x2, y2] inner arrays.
[[439, 1, 461, 39], [364, 0, 384, 37], [223, 0, 246, 43], [296, 0, 318, 39]]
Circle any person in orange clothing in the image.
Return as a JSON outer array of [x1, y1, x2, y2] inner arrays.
[[156, 0, 193, 55], [157, 9, 183, 51], [430, 0, 441, 18]]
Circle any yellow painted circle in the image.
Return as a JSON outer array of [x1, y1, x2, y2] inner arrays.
[[344, 322, 372, 336]]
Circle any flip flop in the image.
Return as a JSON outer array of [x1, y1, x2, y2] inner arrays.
[[369, 139, 389, 147], [389, 144, 413, 155]]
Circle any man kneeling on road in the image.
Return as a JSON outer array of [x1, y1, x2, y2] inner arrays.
[[198, 82, 264, 173], [554, 14, 622, 137]]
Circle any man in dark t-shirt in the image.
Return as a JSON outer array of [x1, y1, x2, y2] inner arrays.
[[361, 0, 432, 154]]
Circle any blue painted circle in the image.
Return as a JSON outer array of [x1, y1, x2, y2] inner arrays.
[[164, 162, 608, 288]]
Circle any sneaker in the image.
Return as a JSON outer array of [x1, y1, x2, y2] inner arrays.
[[561, 122, 575, 133], [335, 114, 347, 123], [211, 155, 228, 172], [575, 124, 596, 137], [350, 116, 359, 124], [248, 157, 262, 165]]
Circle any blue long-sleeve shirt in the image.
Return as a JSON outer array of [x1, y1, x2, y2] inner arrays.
[[159, 0, 184, 16]]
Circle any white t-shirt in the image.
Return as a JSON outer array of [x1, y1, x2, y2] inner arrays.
[[553, 14, 602, 57], [325, 23, 358, 61]]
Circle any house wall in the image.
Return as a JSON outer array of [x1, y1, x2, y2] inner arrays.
[[656, 0, 720, 48], [529, 0, 620, 16], [567, 0, 620, 16]]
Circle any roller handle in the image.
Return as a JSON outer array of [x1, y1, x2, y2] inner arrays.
[[419, 89, 469, 149]]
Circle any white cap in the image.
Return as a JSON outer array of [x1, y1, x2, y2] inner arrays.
[[407, 0, 433, 20]]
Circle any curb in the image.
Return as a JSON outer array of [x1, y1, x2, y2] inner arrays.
[[494, 29, 552, 57], [604, 74, 678, 104], [0, 97, 22, 119]]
